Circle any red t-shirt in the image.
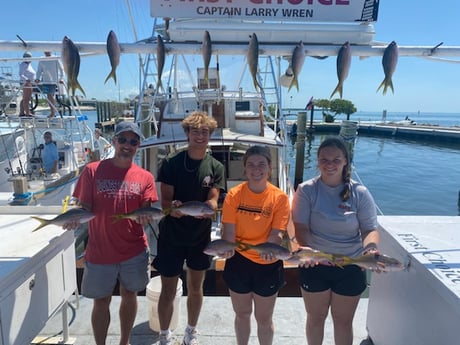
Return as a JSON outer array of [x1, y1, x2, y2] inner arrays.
[[73, 159, 158, 264]]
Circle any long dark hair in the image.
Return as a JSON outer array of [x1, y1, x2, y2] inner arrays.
[[318, 137, 351, 201]]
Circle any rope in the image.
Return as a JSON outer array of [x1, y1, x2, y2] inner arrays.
[[351, 163, 385, 216]]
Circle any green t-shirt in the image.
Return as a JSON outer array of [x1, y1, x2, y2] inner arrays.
[[157, 150, 225, 246]]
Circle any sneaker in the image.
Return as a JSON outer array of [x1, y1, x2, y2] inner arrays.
[[159, 333, 172, 345], [182, 328, 199, 345]]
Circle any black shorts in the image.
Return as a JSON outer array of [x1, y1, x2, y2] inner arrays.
[[152, 232, 211, 277], [299, 264, 367, 297], [223, 251, 285, 297]]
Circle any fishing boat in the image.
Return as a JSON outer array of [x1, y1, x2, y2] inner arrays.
[[0, 113, 96, 206], [1, 1, 460, 344], [0, 66, 98, 206]]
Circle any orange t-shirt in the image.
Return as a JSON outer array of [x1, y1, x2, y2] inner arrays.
[[222, 182, 290, 264]]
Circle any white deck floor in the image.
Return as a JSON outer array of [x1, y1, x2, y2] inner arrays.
[[34, 295, 372, 345]]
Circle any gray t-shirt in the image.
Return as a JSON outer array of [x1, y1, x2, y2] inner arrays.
[[292, 176, 378, 257]]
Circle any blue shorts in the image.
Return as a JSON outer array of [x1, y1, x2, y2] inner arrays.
[[299, 264, 367, 297], [38, 83, 57, 94], [81, 249, 150, 299], [152, 232, 211, 277], [223, 251, 285, 297]]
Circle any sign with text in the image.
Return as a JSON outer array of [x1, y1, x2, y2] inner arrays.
[[151, 0, 379, 22]]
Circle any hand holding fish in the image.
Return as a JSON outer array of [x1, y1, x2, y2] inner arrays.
[[167, 200, 216, 219], [287, 246, 336, 267]]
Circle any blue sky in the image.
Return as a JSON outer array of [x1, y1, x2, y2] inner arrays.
[[1, 0, 460, 114]]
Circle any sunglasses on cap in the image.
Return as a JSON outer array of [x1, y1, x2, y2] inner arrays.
[[116, 136, 139, 147]]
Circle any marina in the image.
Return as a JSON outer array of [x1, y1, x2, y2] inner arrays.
[[0, 1, 460, 345]]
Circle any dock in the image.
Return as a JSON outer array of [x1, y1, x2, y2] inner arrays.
[[309, 122, 460, 143]]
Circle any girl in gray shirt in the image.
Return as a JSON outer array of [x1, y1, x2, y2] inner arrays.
[[292, 136, 379, 345]]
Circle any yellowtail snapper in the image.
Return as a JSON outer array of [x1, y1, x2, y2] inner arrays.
[[239, 241, 292, 260], [285, 247, 335, 266], [203, 239, 242, 257], [335, 253, 406, 272], [31, 208, 95, 232], [166, 201, 216, 217], [111, 206, 165, 223]]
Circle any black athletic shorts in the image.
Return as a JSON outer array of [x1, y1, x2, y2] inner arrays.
[[299, 264, 367, 297], [223, 251, 285, 297], [153, 233, 211, 277]]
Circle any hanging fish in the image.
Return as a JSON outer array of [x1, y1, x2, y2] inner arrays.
[[377, 41, 399, 95], [330, 41, 352, 99], [61, 36, 85, 97], [202, 30, 212, 84], [247, 33, 262, 91], [288, 41, 306, 92], [156, 35, 165, 91], [104, 30, 121, 85]]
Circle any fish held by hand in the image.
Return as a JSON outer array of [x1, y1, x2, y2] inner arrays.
[[31, 208, 95, 232], [286, 247, 335, 266], [111, 206, 165, 223], [203, 239, 241, 257], [165, 201, 216, 217], [338, 253, 406, 272], [240, 241, 292, 260]]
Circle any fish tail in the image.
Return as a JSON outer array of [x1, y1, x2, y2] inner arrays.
[[75, 79, 86, 97], [236, 240, 250, 251], [376, 79, 385, 94], [156, 78, 163, 92], [104, 68, 117, 85], [330, 83, 342, 99], [31, 216, 50, 232], [110, 214, 122, 223], [204, 69, 208, 83], [288, 77, 299, 92], [163, 207, 172, 216]]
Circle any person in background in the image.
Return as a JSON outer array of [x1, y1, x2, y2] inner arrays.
[[153, 111, 225, 345], [220, 145, 290, 345], [93, 128, 111, 160], [19, 51, 36, 116], [35, 51, 65, 118], [63, 121, 158, 345], [291, 136, 380, 345], [42, 131, 59, 174]]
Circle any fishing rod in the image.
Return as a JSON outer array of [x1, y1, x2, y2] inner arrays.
[[11, 133, 25, 175], [0, 134, 15, 176]]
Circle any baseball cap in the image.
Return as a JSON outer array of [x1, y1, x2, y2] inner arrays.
[[114, 121, 143, 139], [23, 51, 32, 58]]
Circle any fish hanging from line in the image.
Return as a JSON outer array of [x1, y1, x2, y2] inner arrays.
[[247, 33, 262, 91], [202, 30, 212, 85], [156, 35, 165, 91], [330, 41, 352, 99], [104, 30, 121, 85], [31, 208, 95, 232], [288, 41, 306, 92], [61, 36, 85, 97], [377, 41, 399, 95]]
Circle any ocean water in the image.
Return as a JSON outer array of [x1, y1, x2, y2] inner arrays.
[[284, 110, 460, 128], [83, 110, 460, 216], [286, 134, 460, 216]]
